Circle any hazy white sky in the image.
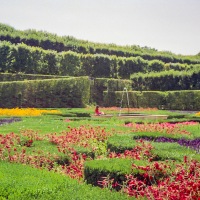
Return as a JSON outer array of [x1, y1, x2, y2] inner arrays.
[[0, 0, 200, 55]]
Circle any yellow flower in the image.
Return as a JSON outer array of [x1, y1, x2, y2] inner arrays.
[[195, 112, 200, 117], [0, 108, 61, 117]]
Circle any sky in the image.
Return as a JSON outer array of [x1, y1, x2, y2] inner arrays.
[[0, 0, 200, 55]]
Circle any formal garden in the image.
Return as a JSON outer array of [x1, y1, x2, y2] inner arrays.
[[0, 107, 200, 199], [0, 23, 200, 199]]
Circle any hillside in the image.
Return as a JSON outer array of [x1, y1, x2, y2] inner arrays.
[[0, 23, 200, 79]]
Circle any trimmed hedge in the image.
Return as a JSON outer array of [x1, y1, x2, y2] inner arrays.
[[84, 158, 148, 187], [103, 90, 200, 110], [0, 76, 90, 108], [131, 69, 200, 91], [90, 78, 109, 106], [1, 40, 200, 79], [90, 78, 131, 106], [151, 142, 200, 161], [106, 133, 200, 162], [107, 79, 132, 92], [166, 90, 200, 110], [0, 161, 132, 200], [0, 72, 70, 81], [107, 134, 137, 153], [1, 23, 200, 66]]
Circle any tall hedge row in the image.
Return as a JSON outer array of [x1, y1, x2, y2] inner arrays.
[[0, 73, 199, 109], [1, 41, 199, 79], [107, 79, 132, 92], [131, 69, 200, 91], [90, 78, 109, 106], [103, 90, 200, 110], [0, 75, 132, 108], [0, 73, 69, 82], [0, 77, 90, 108], [1, 23, 200, 65], [89, 78, 132, 106]]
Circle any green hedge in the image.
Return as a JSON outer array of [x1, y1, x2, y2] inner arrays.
[[103, 90, 200, 110], [90, 78, 132, 106], [166, 90, 200, 110], [131, 69, 200, 91], [1, 40, 200, 79], [107, 79, 132, 92], [0, 161, 132, 200], [151, 142, 200, 161], [132, 131, 193, 140], [0, 73, 70, 81], [107, 134, 137, 153], [107, 134, 200, 161], [0, 76, 90, 108], [90, 78, 109, 106], [104, 91, 165, 108], [1, 23, 200, 65], [84, 158, 148, 187]]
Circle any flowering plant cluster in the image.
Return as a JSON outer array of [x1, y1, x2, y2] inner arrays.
[[138, 136, 200, 153], [47, 125, 112, 157], [108, 140, 154, 161], [125, 121, 198, 136], [101, 158, 200, 199], [0, 108, 61, 116], [0, 118, 21, 125], [0, 126, 113, 180], [100, 141, 200, 199], [0, 120, 200, 199], [195, 111, 200, 117]]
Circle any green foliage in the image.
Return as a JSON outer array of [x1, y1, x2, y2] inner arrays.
[[0, 108, 199, 199], [90, 78, 109, 105], [84, 158, 149, 187], [148, 60, 165, 72], [166, 90, 200, 110], [104, 90, 200, 110], [0, 41, 15, 72], [1, 23, 200, 80], [151, 142, 200, 161], [131, 69, 200, 91], [93, 54, 112, 78], [0, 161, 132, 200], [132, 131, 192, 140], [107, 134, 137, 153], [59, 51, 81, 76], [0, 72, 69, 81], [0, 77, 90, 108], [106, 133, 200, 162], [1, 23, 199, 66], [107, 79, 132, 92]]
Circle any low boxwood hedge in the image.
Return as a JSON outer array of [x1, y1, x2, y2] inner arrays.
[[151, 142, 200, 161], [84, 158, 149, 188], [107, 134, 137, 153], [0, 161, 134, 200]]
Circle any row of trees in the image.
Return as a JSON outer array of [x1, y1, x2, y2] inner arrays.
[[1, 41, 199, 79], [1, 23, 200, 65]]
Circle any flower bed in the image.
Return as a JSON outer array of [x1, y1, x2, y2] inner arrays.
[[0, 108, 61, 116], [0, 117, 200, 199], [0, 118, 21, 125]]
